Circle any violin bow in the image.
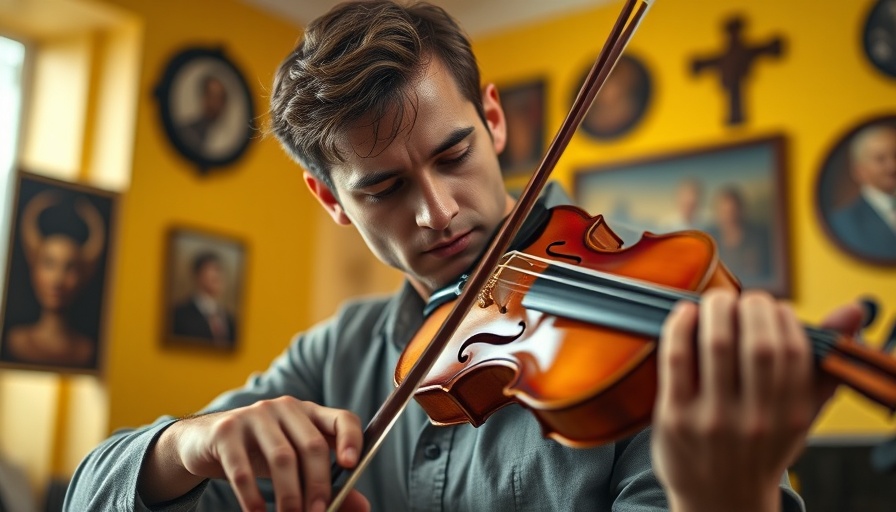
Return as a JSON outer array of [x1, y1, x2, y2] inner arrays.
[[328, 0, 654, 508]]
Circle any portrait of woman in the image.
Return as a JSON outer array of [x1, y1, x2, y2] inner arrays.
[[0, 173, 116, 372]]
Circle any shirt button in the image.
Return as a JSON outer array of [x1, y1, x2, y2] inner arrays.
[[423, 443, 441, 460]]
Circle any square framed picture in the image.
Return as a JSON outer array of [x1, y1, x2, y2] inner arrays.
[[164, 227, 246, 350], [574, 136, 791, 296], [0, 172, 118, 373], [498, 78, 546, 179]]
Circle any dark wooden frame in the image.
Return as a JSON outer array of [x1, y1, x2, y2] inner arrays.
[[576, 52, 652, 140], [498, 78, 547, 179], [815, 113, 896, 266], [163, 226, 247, 351], [862, 0, 896, 79], [574, 136, 791, 297], [0, 171, 118, 374], [154, 46, 255, 175]]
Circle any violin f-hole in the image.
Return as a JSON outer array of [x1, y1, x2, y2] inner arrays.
[[546, 241, 582, 264], [457, 321, 526, 363]]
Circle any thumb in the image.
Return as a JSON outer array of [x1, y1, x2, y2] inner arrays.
[[820, 301, 865, 336]]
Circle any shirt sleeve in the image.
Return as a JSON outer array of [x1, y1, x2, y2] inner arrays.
[[63, 318, 339, 512], [610, 428, 669, 511]]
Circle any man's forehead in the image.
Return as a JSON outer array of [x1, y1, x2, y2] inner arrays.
[[338, 57, 471, 152]]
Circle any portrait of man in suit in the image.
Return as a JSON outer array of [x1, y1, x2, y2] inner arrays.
[[176, 74, 230, 157], [828, 122, 896, 262], [166, 229, 244, 349]]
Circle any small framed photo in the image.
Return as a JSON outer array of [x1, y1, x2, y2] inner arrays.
[[154, 46, 255, 174], [164, 227, 246, 350], [577, 53, 652, 140], [863, 0, 896, 79], [816, 115, 896, 265], [574, 136, 790, 296], [498, 78, 546, 179], [0, 172, 118, 373]]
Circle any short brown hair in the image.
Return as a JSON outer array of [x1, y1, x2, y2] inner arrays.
[[269, 1, 485, 191]]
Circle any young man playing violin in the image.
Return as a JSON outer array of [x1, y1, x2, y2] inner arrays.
[[65, 2, 864, 511]]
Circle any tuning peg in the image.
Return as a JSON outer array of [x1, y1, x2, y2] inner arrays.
[[860, 296, 880, 331], [882, 317, 896, 355]]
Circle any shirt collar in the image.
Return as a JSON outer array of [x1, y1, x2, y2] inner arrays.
[[861, 185, 896, 229], [193, 293, 220, 316]]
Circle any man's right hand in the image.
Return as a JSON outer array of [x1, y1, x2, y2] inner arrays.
[[138, 396, 370, 512]]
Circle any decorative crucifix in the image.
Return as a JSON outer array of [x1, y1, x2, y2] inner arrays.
[[690, 16, 785, 126]]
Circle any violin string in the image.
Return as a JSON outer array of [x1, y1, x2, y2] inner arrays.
[[492, 254, 848, 356], [507, 251, 702, 302], [491, 268, 675, 315], [496, 253, 696, 311]]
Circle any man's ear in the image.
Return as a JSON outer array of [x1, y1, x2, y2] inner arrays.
[[304, 171, 352, 226], [481, 83, 507, 155]]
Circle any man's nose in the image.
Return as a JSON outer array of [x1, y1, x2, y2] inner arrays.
[[415, 175, 458, 230]]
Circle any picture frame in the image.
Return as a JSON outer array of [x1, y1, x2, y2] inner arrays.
[[164, 227, 246, 351], [154, 46, 255, 174], [498, 78, 546, 179], [862, 0, 896, 79], [577, 53, 652, 140], [815, 114, 896, 266], [0, 171, 118, 373], [574, 136, 791, 297]]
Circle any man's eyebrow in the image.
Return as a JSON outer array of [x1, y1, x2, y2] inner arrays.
[[349, 169, 400, 190], [348, 126, 476, 190], [429, 125, 475, 158]]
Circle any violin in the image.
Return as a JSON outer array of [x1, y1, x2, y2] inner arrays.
[[397, 205, 896, 448], [328, 0, 896, 507]]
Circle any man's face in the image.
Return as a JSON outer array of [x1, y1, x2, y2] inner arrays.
[[196, 260, 225, 298], [854, 128, 896, 195], [203, 78, 228, 121], [308, 58, 512, 297]]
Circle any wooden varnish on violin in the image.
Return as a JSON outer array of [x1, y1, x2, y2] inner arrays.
[[396, 206, 896, 448]]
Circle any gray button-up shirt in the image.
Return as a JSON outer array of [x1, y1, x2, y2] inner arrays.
[[64, 184, 804, 511]]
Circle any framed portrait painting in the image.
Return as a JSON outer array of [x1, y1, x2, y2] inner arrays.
[[816, 114, 896, 266], [577, 53, 652, 141], [154, 46, 255, 174], [0, 172, 117, 373], [164, 227, 246, 351], [574, 136, 791, 296], [498, 78, 546, 179], [863, 0, 896, 79]]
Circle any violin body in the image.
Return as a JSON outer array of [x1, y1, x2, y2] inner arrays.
[[396, 206, 740, 447]]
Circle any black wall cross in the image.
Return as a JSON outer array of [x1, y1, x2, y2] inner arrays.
[[690, 16, 785, 126]]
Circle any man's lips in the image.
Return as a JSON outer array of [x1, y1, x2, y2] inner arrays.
[[424, 231, 473, 259]]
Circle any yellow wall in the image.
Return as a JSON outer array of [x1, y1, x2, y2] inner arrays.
[[95, 0, 313, 432], [4, 0, 896, 499], [473, 0, 896, 436]]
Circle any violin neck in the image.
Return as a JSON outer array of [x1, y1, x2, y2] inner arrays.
[[807, 327, 896, 411], [518, 257, 896, 412]]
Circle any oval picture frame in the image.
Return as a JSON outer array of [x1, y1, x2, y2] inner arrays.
[[815, 114, 896, 266], [154, 47, 255, 174], [862, 0, 896, 79], [576, 53, 652, 141]]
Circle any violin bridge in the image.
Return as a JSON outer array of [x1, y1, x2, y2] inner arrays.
[[478, 273, 498, 309]]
